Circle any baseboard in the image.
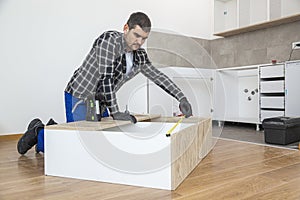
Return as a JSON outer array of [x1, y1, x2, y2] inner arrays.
[[0, 132, 22, 136], [0, 134, 22, 141]]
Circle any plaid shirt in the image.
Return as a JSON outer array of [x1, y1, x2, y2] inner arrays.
[[65, 31, 185, 114]]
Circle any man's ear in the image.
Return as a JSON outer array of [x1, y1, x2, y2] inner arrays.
[[123, 24, 129, 33]]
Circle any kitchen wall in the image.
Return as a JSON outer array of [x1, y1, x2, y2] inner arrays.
[[148, 20, 300, 69], [147, 32, 214, 69], [211, 20, 300, 68]]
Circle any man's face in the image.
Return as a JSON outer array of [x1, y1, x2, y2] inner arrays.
[[124, 24, 149, 51]]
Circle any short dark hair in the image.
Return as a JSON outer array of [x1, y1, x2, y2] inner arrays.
[[126, 12, 151, 32]]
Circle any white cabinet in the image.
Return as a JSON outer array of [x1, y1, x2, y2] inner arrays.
[[259, 64, 285, 122], [117, 67, 215, 118], [213, 65, 260, 126], [118, 62, 300, 128], [214, 0, 238, 33], [149, 67, 215, 118], [214, 0, 300, 33], [285, 60, 300, 117]]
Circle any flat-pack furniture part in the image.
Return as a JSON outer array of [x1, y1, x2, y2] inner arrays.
[[45, 115, 214, 190]]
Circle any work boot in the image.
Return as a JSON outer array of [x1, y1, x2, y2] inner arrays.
[[35, 118, 58, 154], [17, 119, 44, 155], [27, 118, 43, 131]]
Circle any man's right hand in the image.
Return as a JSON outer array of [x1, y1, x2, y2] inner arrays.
[[112, 112, 137, 123]]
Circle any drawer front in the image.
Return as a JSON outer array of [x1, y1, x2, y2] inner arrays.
[[261, 96, 284, 109], [260, 80, 284, 93], [261, 110, 285, 121], [260, 65, 284, 78]]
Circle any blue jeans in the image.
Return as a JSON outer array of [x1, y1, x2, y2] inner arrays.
[[36, 92, 109, 152]]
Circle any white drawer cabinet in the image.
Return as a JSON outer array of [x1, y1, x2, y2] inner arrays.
[[259, 64, 285, 122], [260, 80, 284, 93], [260, 64, 284, 78], [214, 62, 300, 127], [260, 96, 284, 109], [261, 110, 285, 121]]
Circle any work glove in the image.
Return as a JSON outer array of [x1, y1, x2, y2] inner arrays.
[[112, 112, 137, 123], [179, 97, 192, 118]]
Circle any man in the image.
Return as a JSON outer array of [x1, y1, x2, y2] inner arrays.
[[17, 11, 192, 155]]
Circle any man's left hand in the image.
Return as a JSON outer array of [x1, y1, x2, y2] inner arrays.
[[179, 98, 192, 118]]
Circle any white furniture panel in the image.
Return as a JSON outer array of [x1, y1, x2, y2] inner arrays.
[[249, 0, 268, 25], [261, 96, 284, 109], [116, 74, 148, 114], [238, 71, 259, 120], [281, 0, 300, 17], [260, 80, 284, 93], [148, 81, 173, 116], [261, 110, 285, 121], [285, 60, 300, 117], [45, 117, 213, 190], [172, 77, 213, 118], [260, 64, 284, 78], [45, 123, 177, 190]]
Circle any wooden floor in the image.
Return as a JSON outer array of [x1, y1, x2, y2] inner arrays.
[[1, 134, 300, 200]]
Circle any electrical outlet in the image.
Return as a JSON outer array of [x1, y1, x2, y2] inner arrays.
[[292, 41, 300, 49]]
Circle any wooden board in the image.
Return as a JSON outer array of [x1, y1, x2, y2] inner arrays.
[[214, 13, 300, 37], [46, 114, 161, 131], [171, 118, 212, 189]]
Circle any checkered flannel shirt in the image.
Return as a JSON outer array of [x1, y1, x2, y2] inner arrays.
[[65, 31, 185, 114]]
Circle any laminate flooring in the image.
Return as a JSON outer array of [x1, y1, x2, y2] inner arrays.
[[0, 133, 300, 200]]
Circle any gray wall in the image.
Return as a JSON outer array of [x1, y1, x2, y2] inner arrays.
[[147, 32, 213, 68], [148, 20, 300, 69]]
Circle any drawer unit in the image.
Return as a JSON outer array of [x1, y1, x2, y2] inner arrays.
[[260, 96, 284, 109], [259, 63, 286, 123], [260, 80, 284, 93], [260, 64, 284, 78], [261, 110, 285, 121]]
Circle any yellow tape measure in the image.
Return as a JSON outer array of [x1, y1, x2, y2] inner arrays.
[[166, 116, 184, 137]]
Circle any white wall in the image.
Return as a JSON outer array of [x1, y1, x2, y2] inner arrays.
[[0, 0, 213, 134]]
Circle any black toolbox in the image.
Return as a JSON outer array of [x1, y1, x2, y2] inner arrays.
[[262, 116, 300, 145]]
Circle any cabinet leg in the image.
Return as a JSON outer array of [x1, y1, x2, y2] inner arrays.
[[218, 120, 222, 127], [256, 124, 260, 131]]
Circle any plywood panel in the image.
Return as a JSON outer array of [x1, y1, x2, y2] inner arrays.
[[171, 118, 213, 189], [46, 114, 161, 131]]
